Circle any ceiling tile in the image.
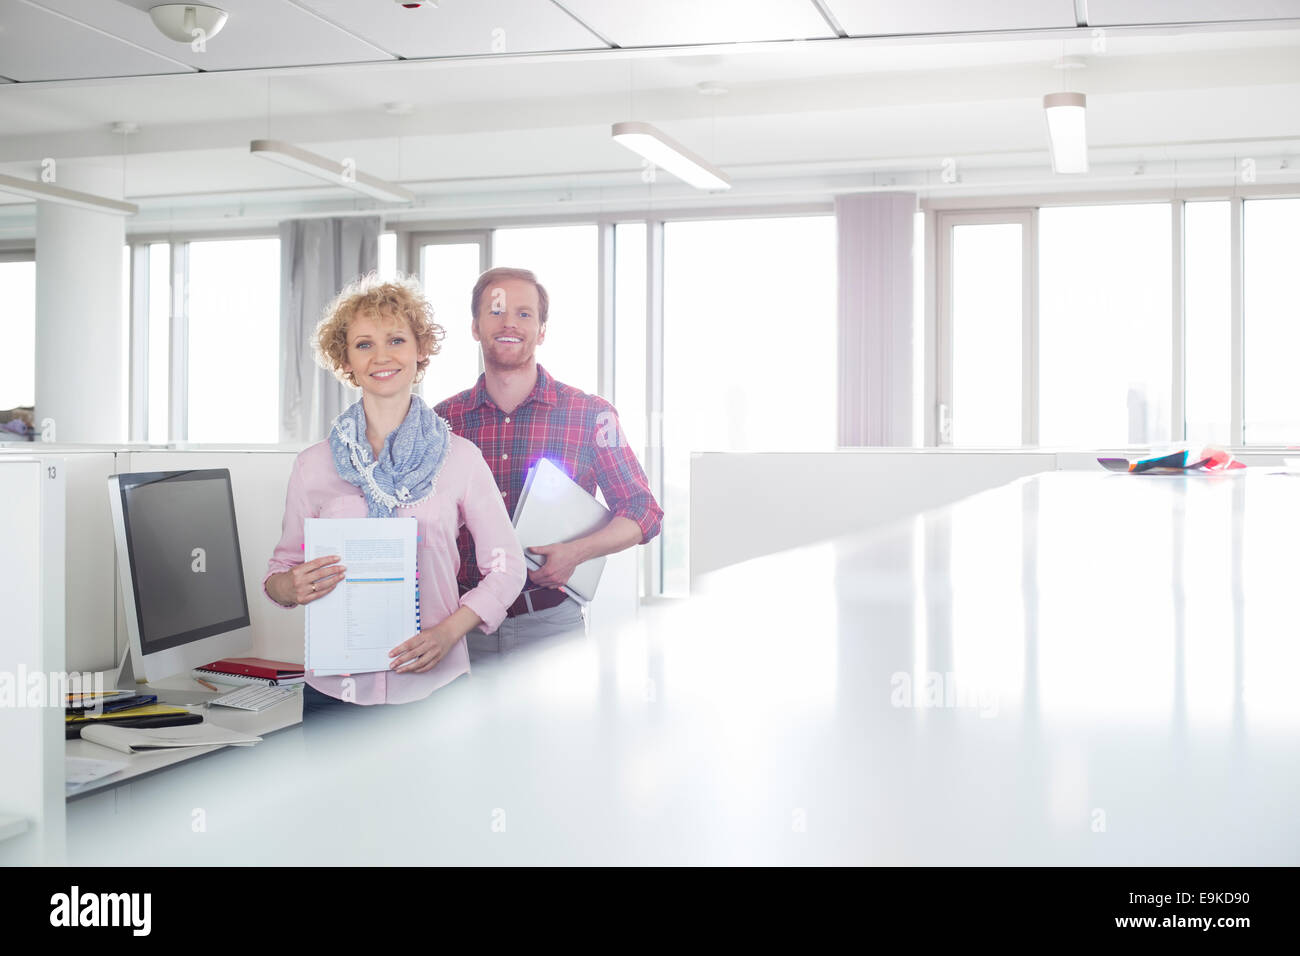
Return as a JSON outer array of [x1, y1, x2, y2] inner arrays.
[[1088, 1, 1300, 26], [824, 1, 1077, 36], [0, 0, 189, 81], [297, 0, 608, 57], [30, 0, 392, 75], [556, 0, 835, 47]]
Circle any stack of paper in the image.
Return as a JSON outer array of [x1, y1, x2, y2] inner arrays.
[[80, 722, 262, 754]]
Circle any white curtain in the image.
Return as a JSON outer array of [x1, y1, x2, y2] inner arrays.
[[279, 217, 379, 443], [836, 193, 915, 447]]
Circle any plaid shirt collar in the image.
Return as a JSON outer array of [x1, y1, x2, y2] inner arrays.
[[468, 363, 558, 411]]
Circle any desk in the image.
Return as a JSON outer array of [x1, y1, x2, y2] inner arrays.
[[65, 470, 1300, 864], [66, 685, 303, 798]]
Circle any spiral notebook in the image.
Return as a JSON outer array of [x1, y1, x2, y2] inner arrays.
[[192, 657, 304, 687]]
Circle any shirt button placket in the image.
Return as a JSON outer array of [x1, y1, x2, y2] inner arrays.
[[500, 408, 514, 502]]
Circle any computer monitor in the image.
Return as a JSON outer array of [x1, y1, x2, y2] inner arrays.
[[107, 468, 253, 703]]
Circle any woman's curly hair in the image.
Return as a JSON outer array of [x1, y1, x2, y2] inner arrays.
[[315, 272, 445, 387]]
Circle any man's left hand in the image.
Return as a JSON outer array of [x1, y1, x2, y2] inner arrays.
[[526, 540, 586, 588]]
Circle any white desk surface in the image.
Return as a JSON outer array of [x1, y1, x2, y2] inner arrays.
[[66, 690, 303, 797], [65, 469, 1300, 865]]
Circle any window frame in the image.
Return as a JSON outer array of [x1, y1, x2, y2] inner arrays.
[[124, 227, 280, 442], [0, 247, 37, 413], [927, 185, 1300, 449], [935, 208, 1037, 447], [397, 205, 828, 599]]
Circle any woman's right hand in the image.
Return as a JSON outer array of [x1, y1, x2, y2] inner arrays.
[[268, 555, 346, 606]]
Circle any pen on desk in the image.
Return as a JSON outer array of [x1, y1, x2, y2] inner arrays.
[[195, 677, 219, 691]]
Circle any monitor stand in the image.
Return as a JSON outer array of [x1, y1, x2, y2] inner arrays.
[[115, 647, 222, 706]]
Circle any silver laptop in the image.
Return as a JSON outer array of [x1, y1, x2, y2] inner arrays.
[[511, 458, 609, 604]]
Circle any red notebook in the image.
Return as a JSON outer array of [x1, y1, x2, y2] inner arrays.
[[199, 657, 305, 680]]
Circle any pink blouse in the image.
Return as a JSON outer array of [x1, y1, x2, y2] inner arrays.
[[263, 435, 526, 705]]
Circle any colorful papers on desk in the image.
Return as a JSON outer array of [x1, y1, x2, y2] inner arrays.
[[65, 688, 136, 709], [1099, 448, 1246, 475]]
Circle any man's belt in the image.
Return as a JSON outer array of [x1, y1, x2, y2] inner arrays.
[[505, 587, 569, 618]]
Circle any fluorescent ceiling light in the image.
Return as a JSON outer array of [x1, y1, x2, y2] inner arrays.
[[1043, 91, 1088, 175], [249, 139, 415, 203], [611, 121, 730, 191], [0, 173, 138, 216]]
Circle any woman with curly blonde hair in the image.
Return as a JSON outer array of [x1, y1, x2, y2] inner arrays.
[[263, 273, 525, 711]]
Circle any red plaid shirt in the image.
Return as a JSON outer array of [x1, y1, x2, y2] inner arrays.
[[433, 364, 663, 592]]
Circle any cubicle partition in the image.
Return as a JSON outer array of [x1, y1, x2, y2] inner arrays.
[[689, 448, 1296, 580], [689, 449, 1056, 579], [7, 443, 640, 684], [0, 456, 64, 866]]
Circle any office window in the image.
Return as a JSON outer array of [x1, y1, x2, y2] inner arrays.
[[0, 258, 36, 410], [951, 222, 1023, 446], [122, 246, 131, 436], [912, 210, 925, 448], [1184, 201, 1231, 446], [419, 241, 484, 402], [614, 222, 647, 462], [1243, 198, 1300, 445], [1039, 204, 1171, 447], [187, 238, 279, 443], [147, 243, 171, 442], [378, 232, 397, 280], [662, 215, 836, 594], [492, 225, 598, 395]]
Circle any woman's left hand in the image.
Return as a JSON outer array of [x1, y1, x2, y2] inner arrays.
[[389, 620, 460, 674]]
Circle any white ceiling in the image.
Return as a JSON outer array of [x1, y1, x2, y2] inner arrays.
[[0, 3, 1297, 233], [3, 0, 1299, 83]]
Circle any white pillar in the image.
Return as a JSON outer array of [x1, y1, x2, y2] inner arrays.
[[35, 162, 126, 443]]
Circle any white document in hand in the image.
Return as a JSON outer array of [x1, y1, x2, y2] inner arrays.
[[304, 517, 417, 676]]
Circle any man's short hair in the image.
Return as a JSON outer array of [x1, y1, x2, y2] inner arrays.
[[471, 266, 549, 326]]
